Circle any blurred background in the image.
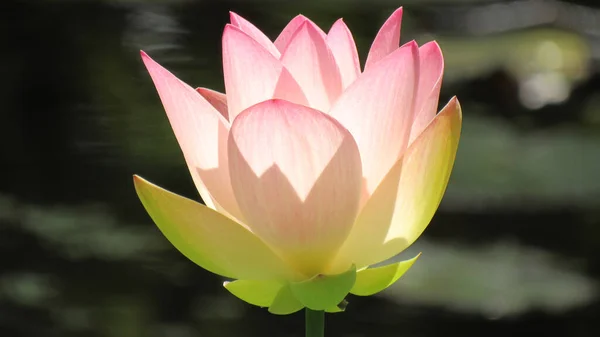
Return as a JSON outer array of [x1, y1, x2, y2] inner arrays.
[[1, 0, 600, 336]]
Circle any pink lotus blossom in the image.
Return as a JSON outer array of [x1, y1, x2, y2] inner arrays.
[[134, 7, 462, 314]]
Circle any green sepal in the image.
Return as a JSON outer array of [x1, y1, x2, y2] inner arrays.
[[224, 279, 284, 307], [325, 299, 349, 313], [351, 253, 420, 296], [289, 265, 356, 310], [268, 284, 304, 315]]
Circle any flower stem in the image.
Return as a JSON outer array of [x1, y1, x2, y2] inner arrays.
[[305, 309, 325, 337]]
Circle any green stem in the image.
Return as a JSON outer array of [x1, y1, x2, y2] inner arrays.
[[305, 309, 325, 337]]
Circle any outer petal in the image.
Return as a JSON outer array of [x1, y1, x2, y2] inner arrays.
[[350, 254, 420, 296], [274, 15, 326, 53], [409, 42, 444, 143], [329, 98, 462, 272], [222, 24, 308, 121], [133, 176, 295, 280], [224, 280, 284, 307], [327, 19, 361, 89], [329, 42, 419, 195], [289, 265, 356, 310], [196, 87, 228, 120], [229, 12, 281, 58], [228, 100, 362, 276], [281, 21, 342, 112], [364, 7, 403, 71], [141, 52, 241, 220]]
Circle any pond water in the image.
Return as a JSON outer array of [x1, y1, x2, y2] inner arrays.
[[1, 0, 600, 336]]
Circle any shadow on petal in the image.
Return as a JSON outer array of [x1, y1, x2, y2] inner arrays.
[[195, 119, 244, 222], [229, 130, 362, 277]]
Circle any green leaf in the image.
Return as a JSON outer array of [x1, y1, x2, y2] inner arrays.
[[351, 254, 420, 296], [289, 265, 356, 310]]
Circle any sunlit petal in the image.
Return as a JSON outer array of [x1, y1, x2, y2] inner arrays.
[[329, 41, 419, 195], [141, 52, 241, 219], [229, 11, 280, 58], [274, 15, 326, 53], [330, 98, 461, 271], [364, 7, 403, 71], [281, 21, 342, 112], [409, 41, 444, 143], [222, 24, 308, 121], [327, 19, 361, 89], [228, 99, 362, 276], [196, 87, 228, 121]]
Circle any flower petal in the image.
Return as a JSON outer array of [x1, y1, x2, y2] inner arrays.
[[329, 41, 419, 195], [224, 279, 284, 307], [274, 15, 326, 53], [281, 21, 342, 112], [196, 87, 228, 121], [289, 265, 356, 311], [409, 41, 444, 143], [350, 254, 420, 296], [141, 52, 242, 220], [268, 284, 304, 315], [133, 175, 295, 280], [329, 98, 462, 271], [364, 7, 403, 71], [222, 24, 308, 121], [327, 19, 361, 89], [229, 11, 280, 58], [228, 99, 363, 276]]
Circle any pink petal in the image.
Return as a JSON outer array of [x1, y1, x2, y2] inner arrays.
[[274, 15, 326, 53], [327, 19, 361, 89], [228, 99, 362, 276], [222, 24, 308, 121], [329, 98, 462, 272], [329, 41, 419, 196], [281, 21, 342, 112], [229, 12, 281, 58], [409, 41, 444, 143], [141, 52, 243, 221], [364, 7, 403, 72], [196, 87, 228, 121]]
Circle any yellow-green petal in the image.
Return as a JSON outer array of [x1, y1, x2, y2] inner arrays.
[[351, 254, 420, 296], [289, 265, 356, 311], [133, 175, 295, 280], [329, 97, 462, 272], [224, 280, 284, 307], [268, 284, 304, 315]]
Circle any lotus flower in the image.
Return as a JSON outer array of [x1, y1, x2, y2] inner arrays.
[[135, 7, 462, 314]]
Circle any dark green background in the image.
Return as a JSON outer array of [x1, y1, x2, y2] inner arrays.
[[1, 0, 600, 336]]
